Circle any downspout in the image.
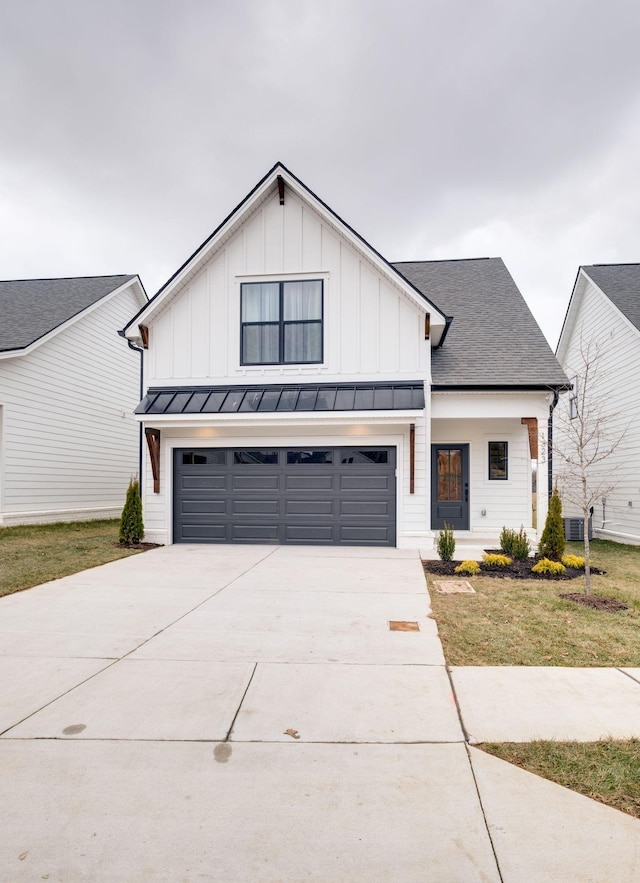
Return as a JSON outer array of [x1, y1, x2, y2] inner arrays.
[[548, 390, 560, 498], [118, 330, 144, 483]]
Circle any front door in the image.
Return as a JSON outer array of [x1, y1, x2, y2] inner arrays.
[[431, 444, 469, 530]]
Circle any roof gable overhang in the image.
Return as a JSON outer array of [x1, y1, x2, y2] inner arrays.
[[556, 266, 640, 364], [0, 275, 147, 361], [122, 163, 448, 344]]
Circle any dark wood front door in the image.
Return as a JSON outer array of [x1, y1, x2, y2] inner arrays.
[[431, 444, 469, 531]]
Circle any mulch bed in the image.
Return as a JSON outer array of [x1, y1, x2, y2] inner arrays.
[[115, 542, 162, 551], [559, 593, 628, 612], [423, 557, 605, 581]]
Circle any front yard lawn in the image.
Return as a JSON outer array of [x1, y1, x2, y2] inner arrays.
[[426, 541, 640, 666], [0, 519, 144, 598]]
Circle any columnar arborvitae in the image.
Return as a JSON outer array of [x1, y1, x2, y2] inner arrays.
[[538, 486, 565, 561], [119, 478, 144, 545]]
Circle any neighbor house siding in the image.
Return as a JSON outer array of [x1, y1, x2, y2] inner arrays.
[[0, 286, 142, 524], [556, 279, 640, 542], [146, 189, 429, 387]]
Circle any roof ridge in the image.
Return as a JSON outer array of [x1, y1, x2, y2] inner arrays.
[[392, 257, 494, 265], [0, 273, 134, 283]]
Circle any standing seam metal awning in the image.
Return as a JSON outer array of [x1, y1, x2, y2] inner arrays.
[[135, 382, 425, 416]]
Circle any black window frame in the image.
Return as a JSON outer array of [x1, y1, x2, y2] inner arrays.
[[488, 441, 508, 480], [240, 280, 324, 366]]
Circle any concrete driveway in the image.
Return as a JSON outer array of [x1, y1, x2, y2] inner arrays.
[[1, 545, 640, 881]]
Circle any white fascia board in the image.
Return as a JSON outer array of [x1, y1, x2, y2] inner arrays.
[[556, 268, 588, 362], [0, 276, 146, 361], [137, 409, 424, 429], [124, 164, 446, 339]]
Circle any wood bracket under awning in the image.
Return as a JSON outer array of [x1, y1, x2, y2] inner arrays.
[[521, 418, 538, 459], [277, 175, 285, 205], [145, 427, 161, 493]]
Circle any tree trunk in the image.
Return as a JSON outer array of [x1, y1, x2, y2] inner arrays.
[[583, 507, 592, 595]]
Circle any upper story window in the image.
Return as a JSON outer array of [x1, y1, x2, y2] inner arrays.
[[241, 280, 323, 365]]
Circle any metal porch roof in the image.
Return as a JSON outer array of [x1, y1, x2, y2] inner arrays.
[[135, 382, 425, 416]]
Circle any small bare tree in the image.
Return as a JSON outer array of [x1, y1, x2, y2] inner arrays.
[[553, 338, 627, 594]]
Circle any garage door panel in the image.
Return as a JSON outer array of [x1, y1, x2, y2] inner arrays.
[[179, 523, 227, 541], [231, 499, 280, 516], [231, 524, 280, 542], [285, 474, 334, 491], [181, 475, 226, 490], [339, 475, 393, 491], [284, 500, 334, 516], [180, 500, 226, 515], [340, 500, 392, 516], [284, 525, 335, 543], [174, 447, 396, 547]]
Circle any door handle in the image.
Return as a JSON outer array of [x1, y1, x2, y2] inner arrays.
[[464, 483, 469, 503]]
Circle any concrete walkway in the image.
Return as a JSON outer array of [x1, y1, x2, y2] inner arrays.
[[1, 545, 639, 881]]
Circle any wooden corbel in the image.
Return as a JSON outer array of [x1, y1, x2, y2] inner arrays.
[[277, 175, 285, 205], [145, 428, 161, 493], [424, 314, 430, 340], [138, 324, 149, 349], [521, 418, 538, 459]]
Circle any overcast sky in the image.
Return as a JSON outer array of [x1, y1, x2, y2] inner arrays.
[[2, 0, 639, 347]]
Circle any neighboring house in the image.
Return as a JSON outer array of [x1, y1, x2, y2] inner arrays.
[[555, 263, 640, 545], [0, 275, 147, 526], [122, 163, 568, 547]]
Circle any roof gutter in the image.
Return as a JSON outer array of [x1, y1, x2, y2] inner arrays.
[[119, 329, 144, 484], [547, 389, 560, 498]]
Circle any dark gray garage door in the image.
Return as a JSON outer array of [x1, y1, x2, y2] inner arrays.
[[173, 446, 396, 546]]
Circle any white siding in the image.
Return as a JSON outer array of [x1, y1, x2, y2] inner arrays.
[[145, 190, 429, 387], [555, 280, 640, 542], [431, 418, 536, 533], [0, 286, 143, 525]]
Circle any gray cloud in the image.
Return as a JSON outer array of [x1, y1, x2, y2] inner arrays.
[[1, 0, 640, 344]]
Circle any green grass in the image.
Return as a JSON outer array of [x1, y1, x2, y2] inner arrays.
[[0, 519, 143, 597], [427, 540, 640, 666], [480, 740, 640, 819]]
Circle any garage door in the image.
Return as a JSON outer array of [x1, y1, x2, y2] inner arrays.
[[173, 446, 396, 546]]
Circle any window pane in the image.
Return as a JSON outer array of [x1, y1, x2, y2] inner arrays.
[[283, 322, 322, 363], [287, 450, 333, 464], [234, 450, 279, 464], [239, 390, 263, 411], [241, 283, 279, 321], [489, 442, 508, 480], [341, 450, 389, 464], [242, 323, 279, 364], [283, 280, 322, 320]]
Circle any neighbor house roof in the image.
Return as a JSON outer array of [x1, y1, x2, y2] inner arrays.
[[394, 257, 569, 389], [0, 275, 137, 353], [582, 264, 640, 333]]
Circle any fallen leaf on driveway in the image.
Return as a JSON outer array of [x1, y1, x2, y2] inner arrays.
[[283, 728, 301, 739]]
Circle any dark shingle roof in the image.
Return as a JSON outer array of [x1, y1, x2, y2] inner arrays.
[[582, 264, 640, 332], [393, 258, 568, 389], [0, 275, 135, 352]]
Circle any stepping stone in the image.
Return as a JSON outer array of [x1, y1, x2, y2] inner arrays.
[[433, 580, 476, 594]]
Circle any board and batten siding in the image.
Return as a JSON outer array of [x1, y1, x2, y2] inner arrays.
[[556, 279, 640, 543], [145, 189, 429, 387], [0, 287, 143, 525]]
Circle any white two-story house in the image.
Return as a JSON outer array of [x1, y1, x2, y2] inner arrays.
[[122, 163, 568, 547]]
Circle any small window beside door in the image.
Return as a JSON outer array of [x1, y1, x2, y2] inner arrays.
[[488, 442, 508, 480]]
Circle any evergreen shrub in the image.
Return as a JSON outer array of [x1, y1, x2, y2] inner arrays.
[[437, 523, 456, 561], [538, 487, 566, 561], [454, 560, 481, 576], [532, 557, 566, 575], [119, 478, 144, 545]]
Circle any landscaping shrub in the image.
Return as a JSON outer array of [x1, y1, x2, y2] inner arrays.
[[482, 553, 512, 567], [532, 557, 566, 575], [499, 526, 516, 555], [454, 560, 481, 576], [119, 478, 144, 545], [538, 486, 565, 561], [511, 527, 531, 561], [562, 554, 586, 570], [437, 523, 455, 561]]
